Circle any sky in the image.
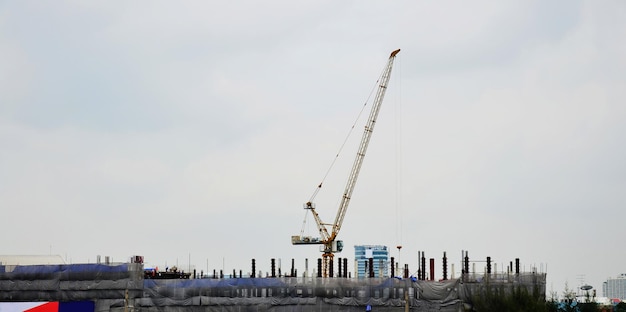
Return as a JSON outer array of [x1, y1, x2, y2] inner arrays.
[[1, 0, 625, 298]]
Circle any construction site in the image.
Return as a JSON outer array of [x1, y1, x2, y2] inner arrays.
[[0, 254, 547, 312], [0, 49, 547, 311]]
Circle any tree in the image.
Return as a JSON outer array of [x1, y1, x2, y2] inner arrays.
[[471, 284, 549, 312], [614, 302, 626, 312]]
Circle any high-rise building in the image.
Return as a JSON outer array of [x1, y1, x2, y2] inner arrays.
[[354, 245, 389, 278], [603, 273, 626, 300]]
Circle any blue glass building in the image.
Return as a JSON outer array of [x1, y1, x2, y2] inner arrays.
[[354, 245, 389, 278]]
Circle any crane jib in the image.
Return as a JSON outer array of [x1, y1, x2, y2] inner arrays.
[[292, 49, 400, 278]]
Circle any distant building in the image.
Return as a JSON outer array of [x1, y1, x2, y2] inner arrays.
[[602, 273, 626, 301], [354, 245, 388, 278]]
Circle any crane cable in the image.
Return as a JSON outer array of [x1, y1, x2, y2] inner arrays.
[[300, 96, 371, 237], [307, 64, 389, 204], [300, 65, 387, 237], [394, 56, 404, 248]]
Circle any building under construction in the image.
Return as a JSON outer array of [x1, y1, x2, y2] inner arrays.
[[0, 253, 546, 312]]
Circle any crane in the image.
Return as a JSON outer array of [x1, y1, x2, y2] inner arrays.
[[292, 49, 401, 277]]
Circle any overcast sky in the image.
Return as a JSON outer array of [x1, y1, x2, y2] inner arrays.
[[1, 0, 625, 297]]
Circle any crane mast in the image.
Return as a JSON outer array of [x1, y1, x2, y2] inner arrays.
[[292, 49, 400, 277]]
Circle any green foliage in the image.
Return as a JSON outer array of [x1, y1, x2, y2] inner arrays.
[[469, 281, 617, 312], [470, 284, 549, 312], [615, 302, 626, 312], [546, 299, 560, 312], [577, 302, 598, 312]]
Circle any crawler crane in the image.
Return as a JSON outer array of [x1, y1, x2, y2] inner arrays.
[[292, 49, 401, 277]]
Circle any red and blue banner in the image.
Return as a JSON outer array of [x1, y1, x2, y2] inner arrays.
[[0, 301, 94, 312]]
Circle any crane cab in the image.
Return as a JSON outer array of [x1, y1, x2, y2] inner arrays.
[[320, 240, 344, 253], [334, 240, 344, 252]]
